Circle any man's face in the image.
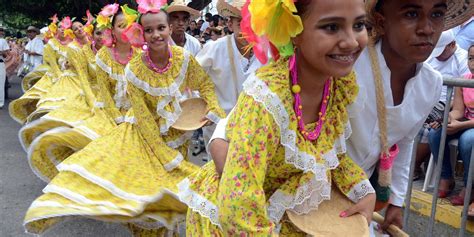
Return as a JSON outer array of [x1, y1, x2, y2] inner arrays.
[[0, 30, 4, 38], [169, 11, 191, 35], [27, 31, 37, 40]]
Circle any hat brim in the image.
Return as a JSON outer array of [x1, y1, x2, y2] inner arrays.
[[287, 188, 369, 236], [217, 1, 241, 18], [167, 5, 200, 19], [171, 98, 208, 131], [444, 0, 474, 30], [429, 46, 447, 60]]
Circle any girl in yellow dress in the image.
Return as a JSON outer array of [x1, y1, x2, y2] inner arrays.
[[18, 19, 110, 182], [27, 17, 89, 122], [20, 5, 137, 182], [23, 3, 225, 235], [178, 0, 376, 235], [9, 16, 72, 124]]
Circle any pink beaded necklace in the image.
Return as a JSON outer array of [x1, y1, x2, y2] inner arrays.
[[113, 46, 133, 65], [289, 55, 332, 141], [144, 46, 173, 74]]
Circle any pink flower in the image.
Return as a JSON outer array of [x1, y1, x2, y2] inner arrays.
[[101, 29, 114, 47], [121, 23, 145, 47], [235, 181, 241, 187], [50, 14, 58, 24], [137, 0, 167, 14], [100, 3, 119, 17], [85, 10, 94, 26], [60, 16, 72, 30]]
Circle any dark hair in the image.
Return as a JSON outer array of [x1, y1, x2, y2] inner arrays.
[[139, 10, 170, 25], [294, 0, 313, 19], [111, 8, 124, 27]]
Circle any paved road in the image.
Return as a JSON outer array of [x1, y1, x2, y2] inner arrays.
[[0, 76, 129, 237], [0, 76, 469, 236]]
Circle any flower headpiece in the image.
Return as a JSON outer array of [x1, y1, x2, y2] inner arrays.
[[60, 16, 76, 40], [46, 14, 59, 39], [96, 3, 120, 47], [83, 10, 95, 36], [121, 0, 168, 48], [242, 0, 303, 63], [96, 3, 120, 30]]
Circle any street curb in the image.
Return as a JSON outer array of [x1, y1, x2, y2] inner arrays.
[[410, 189, 474, 233]]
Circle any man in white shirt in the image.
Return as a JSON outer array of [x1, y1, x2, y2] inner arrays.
[[0, 26, 11, 109], [24, 26, 44, 70], [167, 1, 202, 56], [196, 0, 263, 150]]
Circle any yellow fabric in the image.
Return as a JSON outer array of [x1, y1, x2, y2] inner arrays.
[[23, 44, 117, 181], [24, 46, 224, 235], [9, 38, 69, 124], [184, 59, 368, 235], [21, 64, 50, 91]]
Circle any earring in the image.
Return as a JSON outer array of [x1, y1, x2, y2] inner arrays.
[[142, 43, 148, 51]]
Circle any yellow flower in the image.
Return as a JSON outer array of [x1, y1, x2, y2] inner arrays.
[[48, 23, 57, 35], [64, 29, 76, 39], [121, 5, 138, 27], [84, 25, 94, 36], [97, 14, 111, 28], [249, 0, 303, 47]]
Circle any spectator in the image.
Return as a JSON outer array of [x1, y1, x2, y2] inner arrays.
[[453, 17, 474, 51], [186, 20, 200, 37], [168, 2, 202, 56], [0, 26, 10, 109], [197, 19, 204, 32], [414, 30, 471, 180], [428, 44, 474, 212], [200, 12, 212, 32], [24, 26, 44, 71], [209, 26, 223, 41]]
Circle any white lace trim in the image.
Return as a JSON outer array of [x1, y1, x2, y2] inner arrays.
[[95, 53, 131, 110], [94, 101, 105, 108], [125, 49, 191, 134], [267, 176, 331, 224], [243, 74, 343, 173], [163, 153, 184, 171], [177, 178, 221, 228], [114, 116, 136, 124], [243, 73, 352, 225], [166, 132, 193, 149], [346, 179, 375, 203], [205, 111, 221, 124]]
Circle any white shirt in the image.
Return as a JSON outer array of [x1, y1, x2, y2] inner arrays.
[[170, 33, 202, 56], [24, 36, 44, 69], [196, 35, 262, 114], [210, 41, 443, 207], [200, 21, 210, 32], [0, 38, 10, 61], [348, 42, 443, 206], [427, 46, 469, 102]]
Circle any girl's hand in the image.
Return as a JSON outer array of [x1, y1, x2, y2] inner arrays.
[[340, 193, 376, 224], [447, 119, 464, 135]]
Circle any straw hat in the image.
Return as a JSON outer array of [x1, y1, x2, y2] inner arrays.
[[287, 188, 369, 237], [171, 98, 209, 131], [217, 0, 245, 18], [167, 0, 200, 19], [368, 0, 474, 30], [444, 0, 474, 30]]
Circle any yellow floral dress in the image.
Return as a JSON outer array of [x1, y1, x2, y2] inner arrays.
[[24, 46, 225, 235], [21, 64, 50, 92], [22, 46, 136, 182], [9, 38, 67, 124], [179, 59, 375, 236]]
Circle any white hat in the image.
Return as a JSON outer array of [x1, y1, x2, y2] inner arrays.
[[430, 29, 456, 59]]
